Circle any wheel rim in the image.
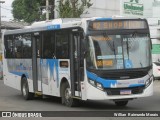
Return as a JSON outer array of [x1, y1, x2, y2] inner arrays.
[[22, 83, 27, 96], [64, 88, 71, 104]]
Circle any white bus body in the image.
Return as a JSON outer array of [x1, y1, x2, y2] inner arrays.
[[2, 17, 153, 107]]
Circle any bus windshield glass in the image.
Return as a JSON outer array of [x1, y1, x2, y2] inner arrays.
[[86, 33, 151, 70]]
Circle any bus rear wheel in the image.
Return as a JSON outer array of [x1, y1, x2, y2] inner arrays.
[[115, 101, 128, 106], [21, 77, 34, 100], [61, 82, 79, 107]]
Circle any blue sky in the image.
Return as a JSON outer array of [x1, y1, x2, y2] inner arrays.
[[1, 0, 14, 21]]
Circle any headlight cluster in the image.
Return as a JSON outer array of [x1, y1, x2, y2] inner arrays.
[[88, 79, 104, 91], [145, 76, 153, 88]]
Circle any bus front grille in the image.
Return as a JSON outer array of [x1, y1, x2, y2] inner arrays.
[[105, 86, 145, 96]]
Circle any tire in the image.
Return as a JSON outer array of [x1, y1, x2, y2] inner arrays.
[[61, 82, 79, 107], [115, 101, 128, 106], [21, 77, 34, 100]]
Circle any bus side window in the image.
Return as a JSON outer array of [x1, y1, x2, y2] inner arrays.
[[14, 35, 23, 59], [4, 36, 15, 58], [42, 31, 55, 59], [44, 48, 52, 58], [22, 34, 32, 58], [55, 31, 69, 59], [16, 46, 22, 58]]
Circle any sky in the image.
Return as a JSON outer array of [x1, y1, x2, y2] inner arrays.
[[1, 0, 14, 21]]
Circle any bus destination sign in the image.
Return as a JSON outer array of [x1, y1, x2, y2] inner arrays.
[[88, 20, 147, 31]]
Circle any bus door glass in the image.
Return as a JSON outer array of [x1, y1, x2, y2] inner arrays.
[[36, 35, 42, 91], [71, 30, 84, 96], [55, 30, 70, 87], [32, 34, 41, 92], [41, 31, 56, 95]]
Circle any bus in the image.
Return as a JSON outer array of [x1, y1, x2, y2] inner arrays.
[[2, 17, 153, 107]]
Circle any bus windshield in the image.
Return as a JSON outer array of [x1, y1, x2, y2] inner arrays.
[[86, 33, 151, 70]]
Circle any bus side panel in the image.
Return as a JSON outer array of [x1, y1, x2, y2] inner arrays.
[[58, 59, 71, 96], [41, 59, 60, 96], [37, 58, 42, 91], [81, 60, 87, 100], [3, 59, 33, 92], [41, 59, 53, 96], [28, 79, 34, 93], [3, 59, 17, 89], [41, 59, 70, 97]]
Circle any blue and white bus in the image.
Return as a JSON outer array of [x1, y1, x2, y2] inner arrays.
[[2, 17, 153, 107]]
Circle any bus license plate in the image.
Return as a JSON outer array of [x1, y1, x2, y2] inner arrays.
[[120, 90, 131, 95]]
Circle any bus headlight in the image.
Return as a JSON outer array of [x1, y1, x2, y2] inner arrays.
[[96, 83, 103, 91], [88, 79, 96, 86], [88, 79, 104, 91], [145, 76, 153, 88]]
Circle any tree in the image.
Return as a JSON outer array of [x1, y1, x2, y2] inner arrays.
[[56, 0, 93, 18], [12, 0, 92, 23], [12, 0, 54, 23]]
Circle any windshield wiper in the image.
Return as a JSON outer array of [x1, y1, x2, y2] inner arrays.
[[126, 39, 130, 60], [132, 31, 138, 38], [140, 62, 143, 67], [126, 31, 138, 60], [112, 40, 117, 61]]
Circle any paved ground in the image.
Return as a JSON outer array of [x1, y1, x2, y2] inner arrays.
[[0, 80, 160, 120]]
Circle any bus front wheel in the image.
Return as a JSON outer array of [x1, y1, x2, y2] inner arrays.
[[115, 101, 128, 106], [61, 82, 79, 107], [21, 77, 34, 100]]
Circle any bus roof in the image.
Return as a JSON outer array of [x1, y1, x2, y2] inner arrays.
[[3, 17, 145, 35], [3, 18, 83, 35]]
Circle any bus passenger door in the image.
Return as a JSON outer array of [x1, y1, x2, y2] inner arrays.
[[70, 30, 84, 97], [41, 31, 56, 96], [32, 34, 42, 92]]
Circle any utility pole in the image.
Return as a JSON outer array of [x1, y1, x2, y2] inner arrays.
[[0, 0, 5, 38], [39, 0, 54, 20], [0, 1, 5, 71], [46, 0, 49, 20]]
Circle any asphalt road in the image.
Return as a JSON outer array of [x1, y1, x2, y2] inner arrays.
[[0, 80, 160, 111], [0, 80, 160, 120]]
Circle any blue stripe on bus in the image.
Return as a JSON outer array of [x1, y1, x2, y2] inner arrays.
[[129, 84, 145, 87], [87, 71, 145, 88], [95, 18, 112, 21], [46, 59, 59, 87], [10, 71, 29, 78], [9, 59, 60, 87], [87, 71, 117, 88], [41, 59, 59, 87]]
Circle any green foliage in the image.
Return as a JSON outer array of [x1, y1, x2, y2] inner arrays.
[[12, 0, 54, 23], [12, 0, 92, 23], [130, 0, 139, 3], [12, 0, 41, 23], [56, 0, 93, 18]]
